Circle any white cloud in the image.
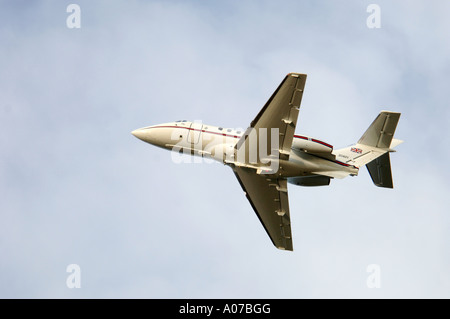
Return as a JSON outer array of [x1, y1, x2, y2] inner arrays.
[[0, 0, 449, 298]]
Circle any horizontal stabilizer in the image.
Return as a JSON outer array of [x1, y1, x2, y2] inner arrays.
[[366, 152, 393, 188], [358, 111, 401, 149]]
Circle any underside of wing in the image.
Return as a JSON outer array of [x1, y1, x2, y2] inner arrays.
[[232, 166, 293, 251], [235, 73, 307, 165]]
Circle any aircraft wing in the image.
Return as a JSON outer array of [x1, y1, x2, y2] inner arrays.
[[233, 166, 293, 251], [235, 73, 306, 163]]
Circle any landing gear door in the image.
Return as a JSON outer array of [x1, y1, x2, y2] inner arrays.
[[189, 121, 203, 145]]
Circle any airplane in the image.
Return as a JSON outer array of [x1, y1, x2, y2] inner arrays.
[[131, 73, 402, 251]]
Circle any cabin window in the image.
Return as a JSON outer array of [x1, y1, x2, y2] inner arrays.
[[218, 127, 223, 130]]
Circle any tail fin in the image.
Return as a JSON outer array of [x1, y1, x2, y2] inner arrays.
[[333, 111, 402, 188]]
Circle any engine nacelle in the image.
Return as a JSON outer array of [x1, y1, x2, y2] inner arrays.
[[288, 175, 331, 187], [292, 135, 333, 153]]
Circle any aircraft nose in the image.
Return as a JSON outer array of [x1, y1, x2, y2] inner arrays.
[[131, 128, 146, 141]]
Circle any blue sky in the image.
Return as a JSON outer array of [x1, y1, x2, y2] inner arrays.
[[1, 0, 449, 298]]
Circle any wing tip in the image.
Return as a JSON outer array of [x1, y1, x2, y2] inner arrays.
[[287, 72, 307, 78], [276, 245, 293, 251]]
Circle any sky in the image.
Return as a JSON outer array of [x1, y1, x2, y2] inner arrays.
[[1, 0, 449, 298]]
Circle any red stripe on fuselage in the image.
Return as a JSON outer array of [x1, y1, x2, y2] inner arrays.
[[146, 125, 240, 139]]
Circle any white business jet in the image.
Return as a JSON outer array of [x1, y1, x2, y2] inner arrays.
[[132, 73, 402, 251]]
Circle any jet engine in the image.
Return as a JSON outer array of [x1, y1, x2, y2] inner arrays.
[[291, 136, 333, 153], [288, 175, 331, 186]]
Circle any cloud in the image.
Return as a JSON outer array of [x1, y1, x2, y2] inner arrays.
[[0, 0, 449, 298]]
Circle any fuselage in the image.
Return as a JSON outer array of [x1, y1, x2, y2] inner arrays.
[[131, 120, 359, 181]]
